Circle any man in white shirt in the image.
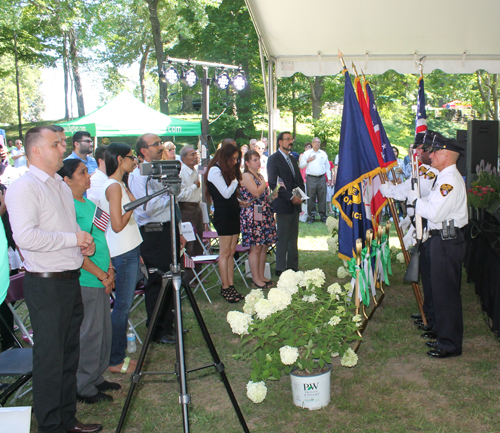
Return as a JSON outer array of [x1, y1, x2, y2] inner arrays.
[[11, 139, 27, 169], [255, 140, 268, 182], [299, 137, 331, 223], [178, 145, 204, 280], [87, 145, 108, 206]]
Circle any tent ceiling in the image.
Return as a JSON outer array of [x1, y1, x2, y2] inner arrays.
[[245, 0, 500, 77]]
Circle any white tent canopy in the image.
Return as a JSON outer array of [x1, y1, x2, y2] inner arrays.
[[245, 0, 500, 77]]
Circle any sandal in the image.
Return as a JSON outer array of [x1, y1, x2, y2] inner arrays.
[[221, 286, 243, 303], [108, 357, 137, 374], [263, 279, 273, 288], [252, 280, 267, 290]]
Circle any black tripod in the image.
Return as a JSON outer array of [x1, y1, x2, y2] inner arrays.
[[116, 183, 249, 433]]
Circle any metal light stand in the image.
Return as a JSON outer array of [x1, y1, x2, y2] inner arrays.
[[116, 182, 249, 433]]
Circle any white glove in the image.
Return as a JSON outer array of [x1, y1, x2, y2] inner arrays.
[[379, 182, 391, 197], [403, 225, 416, 250], [407, 189, 419, 205], [400, 215, 411, 231]]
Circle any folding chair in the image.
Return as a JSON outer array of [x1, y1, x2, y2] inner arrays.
[[202, 231, 219, 254], [183, 251, 221, 304], [5, 273, 33, 346], [0, 313, 33, 407]]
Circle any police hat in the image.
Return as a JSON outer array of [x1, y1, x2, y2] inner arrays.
[[412, 132, 425, 148], [430, 137, 465, 155]]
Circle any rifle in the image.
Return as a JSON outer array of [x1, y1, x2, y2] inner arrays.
[[403, 148, 422, 283]]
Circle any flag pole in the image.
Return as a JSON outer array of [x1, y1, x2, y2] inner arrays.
[[355, 239, 363, 337]]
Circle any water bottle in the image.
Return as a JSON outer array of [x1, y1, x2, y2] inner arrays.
[[127, 329, 137, 353]]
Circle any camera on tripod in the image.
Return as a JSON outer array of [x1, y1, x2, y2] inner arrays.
[[140, 159, 181, 180]]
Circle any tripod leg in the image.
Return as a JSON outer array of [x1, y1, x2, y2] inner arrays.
[[116, 273, 171, 433], [182, 278, 250, 433]]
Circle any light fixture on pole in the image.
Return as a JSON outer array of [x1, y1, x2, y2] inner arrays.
[[165, 63, 179, 85], [232, 69, 247, 91], [215, 69, 231, 90], [181, 66, 198, 87]]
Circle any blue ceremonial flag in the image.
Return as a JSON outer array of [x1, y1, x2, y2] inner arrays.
[[333, 71, 382, 261], [415, 76, 427, 134]]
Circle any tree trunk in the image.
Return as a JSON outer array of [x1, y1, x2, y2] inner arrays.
[[292, 75, 296, 139], [68, 27, 85, 117], [139, 44, 151, 103], [310, 76, 325, 120], [492, 74, 499, 121], [62, 33, 70, 120], [181, 92, 194, 113], [13, 32, 23, 139], [145, 0, 168, 114]]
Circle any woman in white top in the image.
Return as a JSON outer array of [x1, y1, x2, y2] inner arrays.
[[100, 143, 143, 374]]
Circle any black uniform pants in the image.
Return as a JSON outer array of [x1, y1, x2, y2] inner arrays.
[[428, 230, 465, 353], [24, 274, 83, 433], [420, 240, 435, 327], [139, 222, 180, 340]]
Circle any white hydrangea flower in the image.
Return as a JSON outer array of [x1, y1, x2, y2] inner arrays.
[[344, 282, 352, 293], [331, 352, 340, 358], [336, 305, 345, 314], [327, 283, 342, 296], [277, 270, 300, 295], [341, 348, 358, 367], [304, 269, 325, 288], [328, 315, 341, 326], [332, 234, 339, 245], [226, 311, 253, 335], [327, 237, 338, 253], [326, 216, 339, 234], [396, 252, 405, 264], [243, 289, 265, 315], [268, 288, 292, 311], [295, 271, 306, 287], [279, 345, 299, 365], [352, 314, 362, 324], [246, 381, 267, 403], [302, 294, 318, 303], [337, 266, 349, 279], [254, 298, 275, 320]]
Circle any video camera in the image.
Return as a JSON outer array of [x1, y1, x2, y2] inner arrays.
[[140, 160, 182, 193]]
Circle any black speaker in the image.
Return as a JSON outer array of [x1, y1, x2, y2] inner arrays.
[[466, 120, 499, 189], [456, 129, 467, 178]]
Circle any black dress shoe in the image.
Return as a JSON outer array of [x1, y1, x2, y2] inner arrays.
[[427, 349, 462, 358], [411, 313, 422, 320], [418, 324, 434, 331], [95, 380, 121, 392], [414, 318, 424, 325], [153, 334, 176, 344], [426, 341, 438, 349], [307, 219, 314, 224], [77, 391, 113, 404], [67, 422, 103, 433], [421, 331, 437, 339], [275, 270, 283, 277]]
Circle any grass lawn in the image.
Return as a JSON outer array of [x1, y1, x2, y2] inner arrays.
[[10, 218, 500, 432]]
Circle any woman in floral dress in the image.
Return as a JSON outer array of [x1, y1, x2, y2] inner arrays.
[[240, 150, 277, 289]]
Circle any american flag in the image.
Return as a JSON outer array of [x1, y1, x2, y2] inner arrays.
[[92, 206, 110, 232], [184, 253, 195, 269], [415, 76, 427, 134]]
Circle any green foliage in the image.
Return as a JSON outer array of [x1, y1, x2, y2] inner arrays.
[[467, 164, 500, 209], [308, 114, 341, 159]]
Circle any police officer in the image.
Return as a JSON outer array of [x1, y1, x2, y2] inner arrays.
[[380, 131, 439, 334], [407, 135, 468, 358]]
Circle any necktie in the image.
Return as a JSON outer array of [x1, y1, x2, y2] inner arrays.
[[286, 155, 296, 178]]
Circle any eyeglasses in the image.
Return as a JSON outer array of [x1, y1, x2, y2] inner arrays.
[[147, 141, 161, 147], [124, 155, 134, 160]]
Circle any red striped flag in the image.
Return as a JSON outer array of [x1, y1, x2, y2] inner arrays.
[[415, 76, 427, 134], [92, 206, 110, 232]]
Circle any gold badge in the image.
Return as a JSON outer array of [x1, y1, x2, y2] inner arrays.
[[440, 184, 453, 196], [419, 166, 428, 176], [424, 171, 436, 180]]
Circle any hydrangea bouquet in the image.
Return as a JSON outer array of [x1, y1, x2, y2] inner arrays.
[[227, 268, 361, 403], [326, 216, 339, 254]]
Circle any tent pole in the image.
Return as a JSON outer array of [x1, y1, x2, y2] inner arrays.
[[258, 37, 269, 110], [268, 59, 275, 154]]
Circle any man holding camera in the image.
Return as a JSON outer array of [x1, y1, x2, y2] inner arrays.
[[128, 133, 185, 344]]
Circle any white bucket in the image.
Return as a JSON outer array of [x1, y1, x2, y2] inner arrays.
[[290, 364, 332, 410]]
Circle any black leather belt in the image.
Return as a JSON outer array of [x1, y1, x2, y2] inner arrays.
[[306, 174, 325, 178], [26, 270, 81, 280], [429, 228, 463, 236]]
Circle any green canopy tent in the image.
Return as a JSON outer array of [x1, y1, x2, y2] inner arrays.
[[57, 90, 201, 137]]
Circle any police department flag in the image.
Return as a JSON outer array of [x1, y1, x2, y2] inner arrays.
[[333, 71, 382, 261]]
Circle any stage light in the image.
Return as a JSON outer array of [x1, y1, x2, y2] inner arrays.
[[182, 68, 198, 87], [232, 70, 247, 91], [165, 65, 179, 85], [215, 70, 231, 90]]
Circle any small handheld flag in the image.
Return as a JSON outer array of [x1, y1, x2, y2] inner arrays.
[[92, 207, 110, 232]]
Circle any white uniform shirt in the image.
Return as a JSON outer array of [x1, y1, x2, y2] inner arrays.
[[178, 164, 202, 203], [384, 164, 438, 203], [415, 164, 468, 230], [298, 149, 331, 180]]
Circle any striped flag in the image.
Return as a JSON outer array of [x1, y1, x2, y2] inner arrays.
[[415, 76, 427, 134], [92, 206, 110, 232], [184, 253, 195, 269]]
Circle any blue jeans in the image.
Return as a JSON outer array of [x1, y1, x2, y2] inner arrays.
[[110, 246, 141, 366]]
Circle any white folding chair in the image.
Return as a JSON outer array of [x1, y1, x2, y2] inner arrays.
[[183, 252, 221, 303], [5, 273, 33, 345]]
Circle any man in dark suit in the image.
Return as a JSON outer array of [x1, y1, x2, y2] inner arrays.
[[267, 131, 305, 276]]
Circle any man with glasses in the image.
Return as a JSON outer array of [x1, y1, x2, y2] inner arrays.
[[66, 131, 98, 175], [129, 134, 185, 345], [267, 131, 305, 277]]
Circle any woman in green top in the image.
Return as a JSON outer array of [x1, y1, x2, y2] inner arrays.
[[58, 159, 121, 404]]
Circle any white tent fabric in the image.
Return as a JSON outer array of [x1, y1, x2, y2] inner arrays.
[[245, 0, 500, 77]]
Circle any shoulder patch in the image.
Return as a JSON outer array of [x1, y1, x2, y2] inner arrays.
[[440, 184, 453, 196], [424, 171, 436, 180], [419, 166, 428, 176]]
